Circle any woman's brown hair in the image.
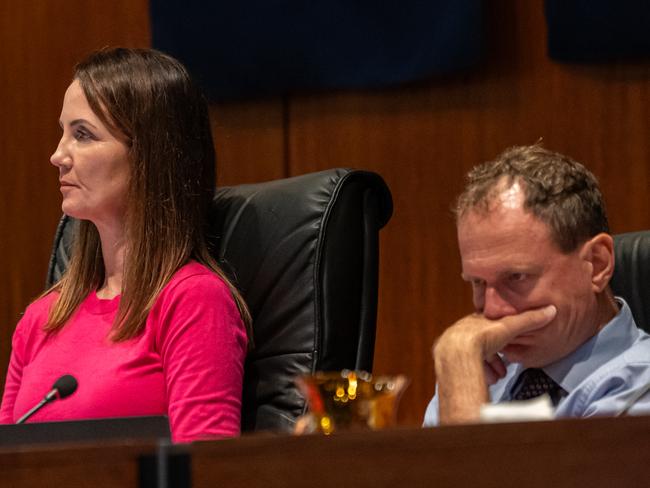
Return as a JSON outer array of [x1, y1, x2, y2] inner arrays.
[[45, 48, 252, 341]]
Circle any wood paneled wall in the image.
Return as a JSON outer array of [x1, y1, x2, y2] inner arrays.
[[1, 1, 649, 427]]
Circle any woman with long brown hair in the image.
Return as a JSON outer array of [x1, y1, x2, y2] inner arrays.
[[0, 48, 251, 442]]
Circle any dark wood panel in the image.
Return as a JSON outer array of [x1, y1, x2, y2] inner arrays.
[[287, 0, 650, 426], [211, 99, 287, 186], [0, 441, 155, 488], [191, 416, 650, 488]]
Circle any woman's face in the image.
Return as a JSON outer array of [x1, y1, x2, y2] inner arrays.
[[50, 80, 130, 230]]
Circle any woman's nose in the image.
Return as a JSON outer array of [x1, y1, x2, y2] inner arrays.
[[50, 137, 70, 168]]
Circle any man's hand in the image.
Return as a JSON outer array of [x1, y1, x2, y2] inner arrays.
[[436, 305, 558, 384], [433, 305, 557, 424]]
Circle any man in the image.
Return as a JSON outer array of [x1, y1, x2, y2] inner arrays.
[[424, 145, 650, 425]]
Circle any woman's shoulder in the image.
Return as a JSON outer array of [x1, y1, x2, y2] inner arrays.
[[157, 261, 235, 308], [22, 292, 59, 321], [149, 261, 246, 341], [166, 261, 229, 291], [14, 292, 60, 340]]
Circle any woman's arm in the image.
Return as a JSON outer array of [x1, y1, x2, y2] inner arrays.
[[153, 269, 248, 443], [0, 315, 29, 423]]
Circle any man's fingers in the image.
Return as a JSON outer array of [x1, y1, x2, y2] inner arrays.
[[483, 354, 507, 385], [434, 305, 558, 363], [499, 304, 557, 336], [477, 305, 557, 359]]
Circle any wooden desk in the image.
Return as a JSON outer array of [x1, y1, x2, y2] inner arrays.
[[190, 415, 650, 488], [4, 416, 650, 487], [0, 440, 158, 488], [0, 416, 170, 487]]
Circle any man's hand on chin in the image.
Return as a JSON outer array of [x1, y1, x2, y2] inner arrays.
[[433, 305, 557, 424]]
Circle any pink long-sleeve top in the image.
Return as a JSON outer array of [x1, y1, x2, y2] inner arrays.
[[0, 262, 248, 443]]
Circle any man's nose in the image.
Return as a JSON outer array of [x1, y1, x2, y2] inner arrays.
[[482, 286, 517, 320]]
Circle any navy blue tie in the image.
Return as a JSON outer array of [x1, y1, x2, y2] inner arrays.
[[511, 368, 566, 406]]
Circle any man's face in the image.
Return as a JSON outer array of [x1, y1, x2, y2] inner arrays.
[[457, 184, 601, 368]]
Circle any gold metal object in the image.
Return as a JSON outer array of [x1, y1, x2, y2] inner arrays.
[[295, 370, 409, 434]]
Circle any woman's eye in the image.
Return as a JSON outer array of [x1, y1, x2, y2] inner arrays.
[[74, 128, 94, 141]]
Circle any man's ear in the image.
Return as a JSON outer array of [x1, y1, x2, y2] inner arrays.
[[581, 233, 615, 293]]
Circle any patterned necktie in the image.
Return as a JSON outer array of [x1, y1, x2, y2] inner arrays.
[[511, 368, 566, 406]]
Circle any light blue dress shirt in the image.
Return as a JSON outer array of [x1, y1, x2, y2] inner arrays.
[[424, 299, 650, 426]]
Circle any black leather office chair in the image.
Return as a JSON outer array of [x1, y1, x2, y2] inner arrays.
[[611, 230, 650, 333], [46, 168, 393, 433]]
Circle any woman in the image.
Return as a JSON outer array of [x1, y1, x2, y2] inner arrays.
[[0, 48, 251, 443]]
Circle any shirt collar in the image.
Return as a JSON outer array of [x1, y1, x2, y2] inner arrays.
[[543, 297, 639, 393]]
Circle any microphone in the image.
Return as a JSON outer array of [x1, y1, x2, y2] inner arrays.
[[16, 374, 78, 424]]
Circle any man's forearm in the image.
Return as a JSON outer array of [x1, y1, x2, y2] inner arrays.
[[434, 340, 489, 424]]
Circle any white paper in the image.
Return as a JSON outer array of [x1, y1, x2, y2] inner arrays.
[[479, 394, 554, 423]]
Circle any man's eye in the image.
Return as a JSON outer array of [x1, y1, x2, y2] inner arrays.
[[472, 279, 485, 288], [509, 273, 527, 283]]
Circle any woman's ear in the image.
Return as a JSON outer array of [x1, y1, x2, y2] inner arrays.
[[581, 233, 615, 293]]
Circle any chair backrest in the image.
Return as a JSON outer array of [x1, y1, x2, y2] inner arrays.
[[611, 230, 650, 332], [46, 168, 393, 433]]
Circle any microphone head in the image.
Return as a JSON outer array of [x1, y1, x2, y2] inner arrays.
[[52, 374, 78, 399]]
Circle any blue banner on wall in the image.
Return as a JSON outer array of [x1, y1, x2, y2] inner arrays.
[[546, 0, 650, 62], [151, 1, 483, 100]]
